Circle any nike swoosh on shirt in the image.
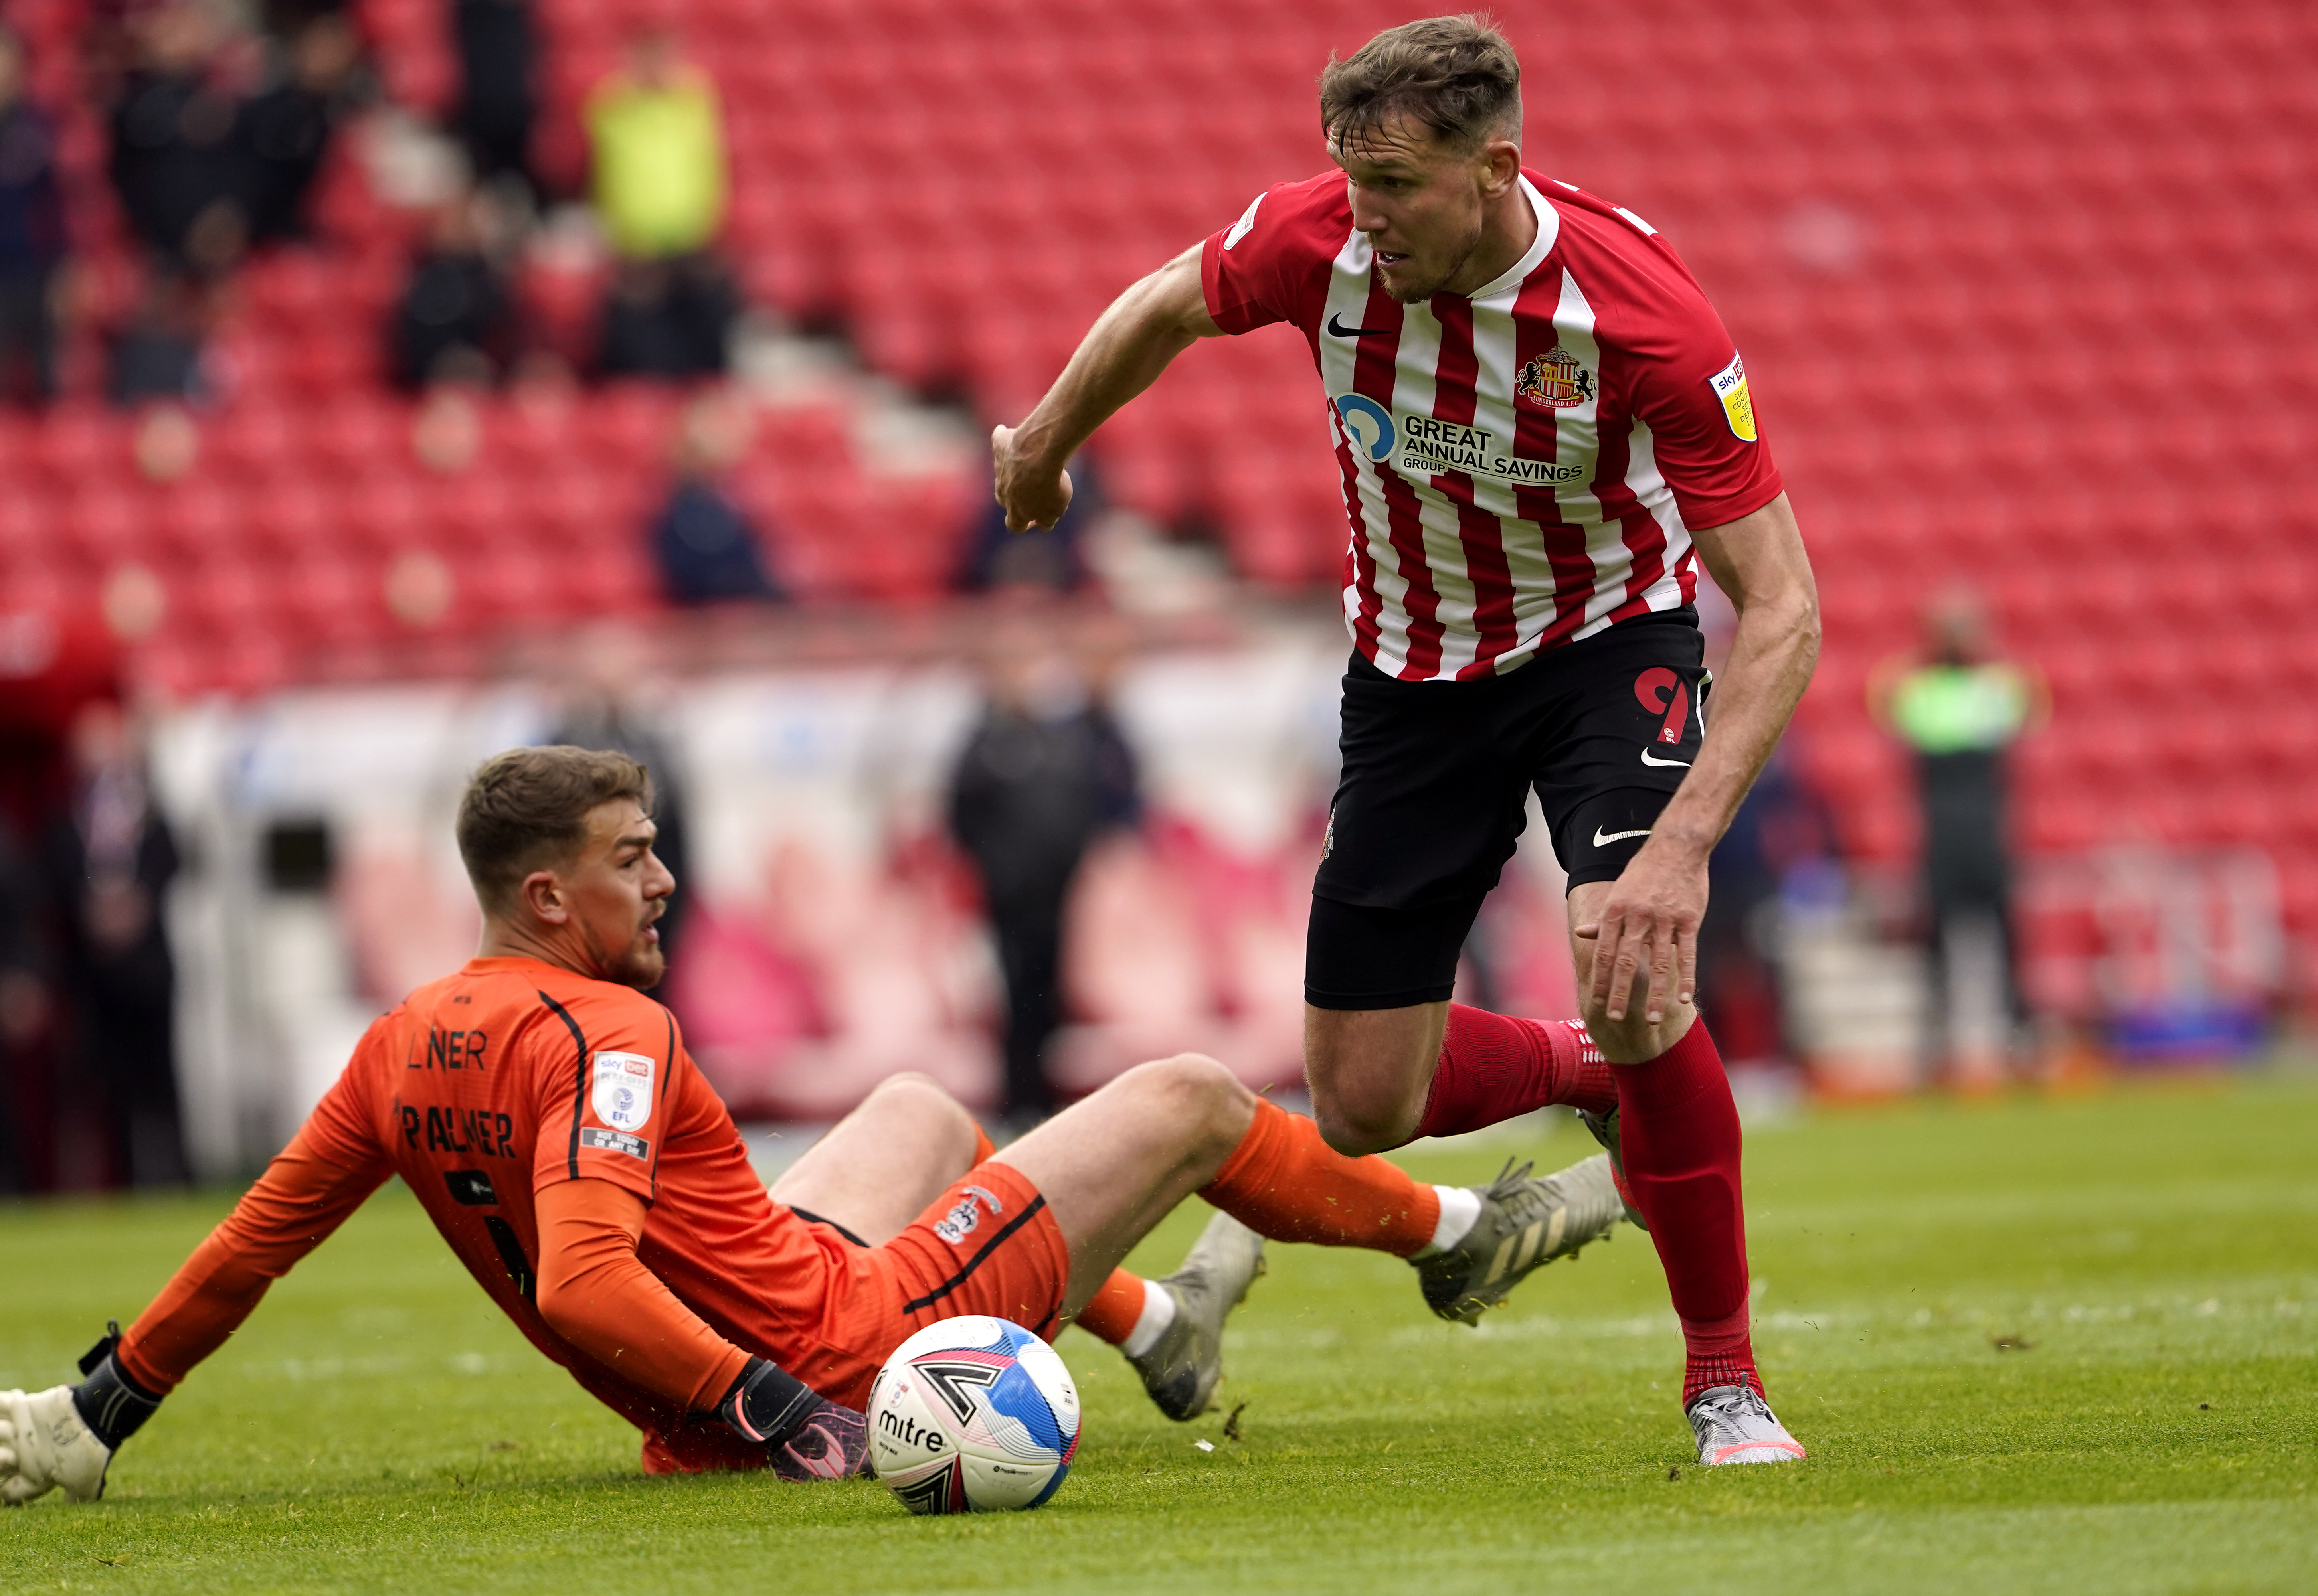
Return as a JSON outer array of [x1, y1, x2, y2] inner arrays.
[[1593, 826, 1652, 847], [1639, 749, 1691, 767], [1327, 312, 1394, 338]]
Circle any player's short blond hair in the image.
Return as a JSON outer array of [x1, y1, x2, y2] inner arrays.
[[1320, 14, 1521, 156], [456, 745, 655, 917]]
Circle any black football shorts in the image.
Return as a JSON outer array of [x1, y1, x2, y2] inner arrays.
[[1305, 612, 1710, 1010]]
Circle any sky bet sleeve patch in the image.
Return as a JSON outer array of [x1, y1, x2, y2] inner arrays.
[[1708, 353, 1758, 442], [591, 1049, 655, 1132], [580, 1126, 649, 1160]]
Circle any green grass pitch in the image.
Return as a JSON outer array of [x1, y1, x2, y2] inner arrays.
[[3, 1073, 2314, 1594]]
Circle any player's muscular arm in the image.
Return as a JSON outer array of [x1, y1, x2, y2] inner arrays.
[[1579, 492, 1819, 1033], [991, 244, 1222, 531]]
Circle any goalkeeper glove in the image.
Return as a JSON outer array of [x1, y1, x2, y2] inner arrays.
[[0, 1322, 163, 1505], [717, 1357, 869, 1481]]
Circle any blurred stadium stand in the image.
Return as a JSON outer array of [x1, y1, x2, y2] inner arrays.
[[3, 0, 2315, 1101]]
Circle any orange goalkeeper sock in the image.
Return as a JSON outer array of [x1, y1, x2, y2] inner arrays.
[[1198, 1098, 1441, 1256]]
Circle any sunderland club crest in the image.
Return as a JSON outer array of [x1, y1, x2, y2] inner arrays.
[[1517, 347, 1596, 409]]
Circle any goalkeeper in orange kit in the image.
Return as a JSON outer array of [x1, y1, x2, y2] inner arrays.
[[2, 745, 1621, 1502]]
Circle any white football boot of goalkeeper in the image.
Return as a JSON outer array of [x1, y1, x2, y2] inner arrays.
[[1127, 1211, 1266, 1422], [0, 1386, 113, 1503], [1685, 1384, 1807, 1466]]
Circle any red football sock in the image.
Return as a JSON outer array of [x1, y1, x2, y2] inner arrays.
[[1410, 1004, 1618, 1142], [1609, 1021, 1761, 1405], [1072, 1270, 1151, 1346], [1201, 1098, 1438, 1255]]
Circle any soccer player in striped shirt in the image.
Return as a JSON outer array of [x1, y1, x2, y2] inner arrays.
[[992, 16, 1819, 1466]]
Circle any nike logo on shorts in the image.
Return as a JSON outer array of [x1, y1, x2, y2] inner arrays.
[[1327, 312, 1393, 338], [1593, 826, 1652, 847], [1639, 749, 1691, 767]]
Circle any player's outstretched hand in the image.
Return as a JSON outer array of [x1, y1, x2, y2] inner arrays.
[[768, 1400, 871, 1482], [0, 1387, 114, 1505], [990, 424, 1074, 532], [1575, 847, 1709, 1028]]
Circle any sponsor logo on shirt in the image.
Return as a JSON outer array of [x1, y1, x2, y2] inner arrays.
[[1332, 393, 1396, 461], [1394, 413, 1587, 487], [932, 1184, 1004, 1246], [591, 1050, 656, 1132], [1334, 397, 1585, 487], [1516, 347, 1596, 410], [1708, 353, 1758, 442], [580, 1126, 649, 1160]]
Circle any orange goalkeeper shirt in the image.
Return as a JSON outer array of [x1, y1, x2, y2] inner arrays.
[[117, 956, 855, 1440]]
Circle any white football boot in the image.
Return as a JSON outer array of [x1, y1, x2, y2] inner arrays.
[[1125, 1211, 1266, 1421], [1685, 1384, 1808, 1466]]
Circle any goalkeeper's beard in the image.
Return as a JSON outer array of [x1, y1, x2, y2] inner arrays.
[[585, 910, 666, 990]]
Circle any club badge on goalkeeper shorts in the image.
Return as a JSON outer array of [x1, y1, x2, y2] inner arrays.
[[591, 1051, 656, 1132]]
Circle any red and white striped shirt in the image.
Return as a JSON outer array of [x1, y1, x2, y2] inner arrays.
[[1202, 171, 1782, 682]]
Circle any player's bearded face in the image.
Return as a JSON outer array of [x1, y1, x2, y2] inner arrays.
[[562, 802, 676, 989], [1334, 120, 1493, 303]]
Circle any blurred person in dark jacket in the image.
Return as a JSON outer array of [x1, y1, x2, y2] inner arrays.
[[649, 391, 782, 603], [451, 0, 536, 193], [237, 10, 360, 246], [0, 818, 51, 1193], [0, 26, 67, 407], [41, 699, 186, 1188], [108, 0, 250, 277], [948, 619, 1139, 1125], [108, 271, 214, 406], [391, 182, 518, 388], [1696, 745, 1826, 1071], [542, 624, 692, 985]]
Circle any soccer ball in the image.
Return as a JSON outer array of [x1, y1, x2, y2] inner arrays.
[[867, 1315, 1081, 1514]]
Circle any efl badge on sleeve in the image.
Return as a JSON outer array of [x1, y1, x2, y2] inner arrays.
[[591, 1050, 655, 1132], [1516, 346, 1596, 410], [1708, 353, 1758, 442]]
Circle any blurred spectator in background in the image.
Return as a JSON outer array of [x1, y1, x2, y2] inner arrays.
[[1871, 585, 2047, 1085], [450, 0, 537, 197], [0, 26, 67, 408], [40, 699, 186, 1188], [237, 8, 361, 247], [649, 390, 783, 603], [948, 618, 1139, 1126], [109, 0, 251, 278], [586, 26, 734, 378], [391, 182, 518, 388], [1697, 745, 1827, 1072], [107, 271, 214, 405], [542, 623, 693, 983], [1691, 573, 1828, 1071], [0, 818, 49, 1192]]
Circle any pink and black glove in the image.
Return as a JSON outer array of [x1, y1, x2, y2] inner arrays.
[[717, 1357, 870, 1481]]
